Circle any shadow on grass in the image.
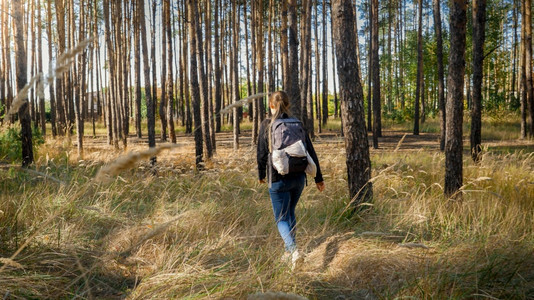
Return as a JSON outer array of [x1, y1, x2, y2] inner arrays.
[[0, 246, 136, 299], [303, 241, 534, 299]]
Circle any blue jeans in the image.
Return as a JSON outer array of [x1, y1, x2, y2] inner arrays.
[[269, 173, 306, 252]]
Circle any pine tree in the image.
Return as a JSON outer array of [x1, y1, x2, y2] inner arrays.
[[332, 0, 372, 206], [445, 0, 467, 198]]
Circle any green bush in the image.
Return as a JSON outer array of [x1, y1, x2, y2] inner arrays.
[[0, 125, 44, 163]]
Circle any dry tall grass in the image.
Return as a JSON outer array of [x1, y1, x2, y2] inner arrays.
[[1, 122, 533, 299]]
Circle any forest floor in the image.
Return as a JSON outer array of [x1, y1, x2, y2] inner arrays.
[[1, 118, 534, 299]]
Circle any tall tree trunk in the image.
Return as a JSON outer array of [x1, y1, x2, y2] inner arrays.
[[74, 0, 86, 158], [104, 0, 119, 148], [248, 0, 255, 122], [520, 0, 528, 139], [300, 0, 311, 133], [205, 1, 216, 152], [433, 0, 446, 151], [526, 0, 534, 137], [194, 1, 213, 159], [371, 0, 381, 147], [134, 0, 142, 138], [55, 0, 67, 135], [331, 14, 339, 122], [322, 0, 328, 126], [139, 0, 156, 164], [232, 0, 240, 150], [165, 0, 176, 144], [399, 0, 405, 109], [288, 0, 301, 119], [30, 0, 36, 127], [256, 0, 266, 142], [0, 0, 9, 124], [182, 0, 192, 134], [160, 0, 168, 142], [332, 0, 372, 206], [37, 0, 46, 136], [511, 0, 519, 106], [188, 0, 204, 166], [13, 0, 34, 167], [367, 0, 372, 132], [471, 0, 486, 162], [314, 0, 321, 135], [281, 0, 289, 90], [252, 0, 261, 145], [268, 0, 275, 94], [414, 0, 423, 135], [445, 0, 467, 198], [386, 0, 392, 112], [0, 1, 5, 124], [214, 0, 222, 133]]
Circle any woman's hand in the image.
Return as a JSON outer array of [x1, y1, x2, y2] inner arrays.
[[259, 179, 266, 184], [316, 181, 325, 192]]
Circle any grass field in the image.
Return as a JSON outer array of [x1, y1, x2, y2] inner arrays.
[[1, 116, 534, 299]]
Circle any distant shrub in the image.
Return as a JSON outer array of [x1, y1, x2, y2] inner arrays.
[[0, 125, 44, 163]]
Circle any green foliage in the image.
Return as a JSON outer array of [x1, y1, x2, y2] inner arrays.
[[0, 127, 21, 162], [383, 107, 414, 122], [0, 126, 45, 163]]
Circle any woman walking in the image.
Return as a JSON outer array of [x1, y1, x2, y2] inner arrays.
[[257, 91, 325, 269]]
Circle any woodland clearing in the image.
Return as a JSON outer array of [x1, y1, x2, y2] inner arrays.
[[1, 118, 534, 299]]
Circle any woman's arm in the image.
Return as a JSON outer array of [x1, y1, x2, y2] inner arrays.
[[305, 134, 324, 184]]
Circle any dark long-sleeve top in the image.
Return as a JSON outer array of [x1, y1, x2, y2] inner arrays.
[[257, 114, 324, 184]]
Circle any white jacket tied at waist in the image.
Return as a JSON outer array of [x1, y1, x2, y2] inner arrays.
[[271, 140, 317, 177]]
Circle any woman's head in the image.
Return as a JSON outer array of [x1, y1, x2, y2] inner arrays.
[[269, 91, 290, 117]]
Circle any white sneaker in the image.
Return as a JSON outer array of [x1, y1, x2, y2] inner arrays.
[[291, 249, 304, 270], [280, 251, 291, 263]]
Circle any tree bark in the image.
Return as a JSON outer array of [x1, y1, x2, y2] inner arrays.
[[0, 1, 5, 123], [520, 0, 527, 139], [471, 0, 486, 162], [37, 0, 46, 136], [288, 0, 301, 119], [55, 0, 67, 135], [160, 0, 168, 142], [194, 1, 213, 159], [367, 0, 372, 132], [526, 0, 534, 137], [322, 0, 328, 126], [300, 0, 312, 133], [433, 0, 446, 151], [138, 0, 156, 165], [313, 0, 321, 134], [205, 1, 216, 152], [332, 0, 373, 206], [0, 0, 9, 124], [165, 0, 176, 144], [13, 0, 34, 167], [371, 0, 381, 147], [414, 0, 423, 135], [445, 0, 467, 198], [511, 0, 518, 106], [188, 0, 204, 166], [74, 0, 86, 158], [104, 0, 119, 149], [232, 0, 240, 150], [281, 0, 289, 90], [134, 0, 142, 138], [330, 6, 339, 122], [214, 0, 222, 133]]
